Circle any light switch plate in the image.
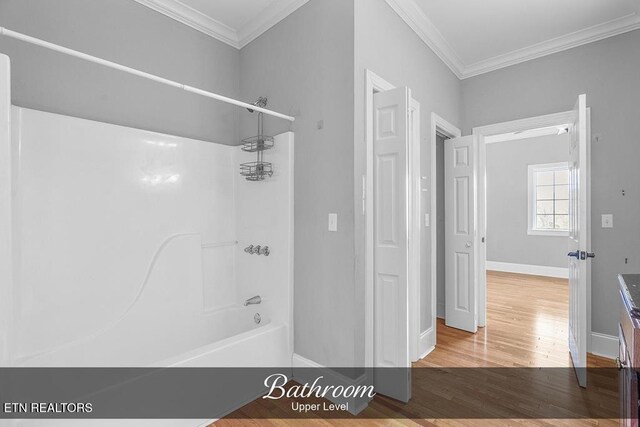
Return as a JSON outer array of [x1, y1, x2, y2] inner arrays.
[[328, 213, 338, 232], [602, 214, 613, 228], [424, 213, 430, 227]]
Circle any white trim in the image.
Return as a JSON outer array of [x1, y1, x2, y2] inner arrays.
[[292, 353, 371, 415], [590, 333, 618, 360], [429, 113, 461, 344], [384, 0, 640, 79], [485, 126, 569, 144], [473, 109, 582, 328], [462, 13, 640, 79], [364, 69, 395, 369], [527, 162, 570, 236], [418, 329, 435, 360], [474, 111, 577, 137], [527, 230, 569, 237], [409, 98, 421, 362], [133, 0, 238, 47], [486, 261, 569, 279], [133, 0, 309, 50]]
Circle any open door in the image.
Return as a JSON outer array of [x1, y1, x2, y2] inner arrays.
[[444, 135, 478, 333], [568, 94, 591, 387], [372, 87, 411, 402]]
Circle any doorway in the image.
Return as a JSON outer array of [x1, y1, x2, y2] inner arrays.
[[422, 113, 461, 355], [428, 97, 592, 387], [363, 69, 421, 402]]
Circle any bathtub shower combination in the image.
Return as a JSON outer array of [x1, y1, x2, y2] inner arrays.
[[0, 49, 294, 419]]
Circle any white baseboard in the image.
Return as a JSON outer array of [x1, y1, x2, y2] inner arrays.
[[486, 261, 569, 279], [291, 353, 371, 415], [590, 332, 618, 360], [419, 329, 435, 360]]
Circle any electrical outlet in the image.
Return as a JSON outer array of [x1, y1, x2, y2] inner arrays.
[[602, 214, 613, 228]]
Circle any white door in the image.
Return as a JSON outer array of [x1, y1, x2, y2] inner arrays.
[[444, 135, 478, 333], [408, 99, 421, 362], [568, 94, 591, 387], [373, 87, 411, 402]]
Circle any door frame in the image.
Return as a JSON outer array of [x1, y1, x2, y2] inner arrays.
[[472, 109, 591, 343], [425, 113, 461, 354], [364, 69, 421, 366]]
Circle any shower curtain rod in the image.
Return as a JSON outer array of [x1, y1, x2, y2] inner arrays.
[[0, 27, 296, 122]]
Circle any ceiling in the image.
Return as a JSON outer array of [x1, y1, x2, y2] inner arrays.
[[387, 0, 640, 78], [135, 0, 640, 78], [133, 0, 309, 49]]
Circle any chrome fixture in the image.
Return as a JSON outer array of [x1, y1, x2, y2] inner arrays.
[[246, 97, 268, 113], [244, 295, 261, 306], [244, 244, 270, 256], [254, 313, 261, 324], [240, 97, 274, 181]]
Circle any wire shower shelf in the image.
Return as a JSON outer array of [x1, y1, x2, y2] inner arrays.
[[241, 135, 274, 153], [240, 161, 273, 181], [240, 97, 275, 182]]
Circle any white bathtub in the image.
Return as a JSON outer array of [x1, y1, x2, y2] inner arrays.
[[18, 305, 290, 368], [3, 108, 295, 426]]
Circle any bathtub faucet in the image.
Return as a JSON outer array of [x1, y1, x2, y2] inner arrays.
[[244, 295, 261, 306]]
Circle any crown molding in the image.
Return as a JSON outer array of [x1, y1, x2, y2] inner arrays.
[[384, 0, 640, 80], [462, 12, 640, 79], [384, 0, 465, 79], [134, 0, 309, 50], [134, 0, 239, 48], [238, 0, 309, 49]]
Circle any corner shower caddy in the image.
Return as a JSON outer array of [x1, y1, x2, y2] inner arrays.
[[240, 97, 274, 181]]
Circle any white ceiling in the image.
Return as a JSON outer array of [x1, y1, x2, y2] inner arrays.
[[387, 0, 640, 78], [134, 0, 309, 49], [135, 0, 640, 78]]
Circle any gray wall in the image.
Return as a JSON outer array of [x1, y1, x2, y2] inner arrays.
[[0, 0, 240, 144], [239, 0, 356, 367], [354, 0, 462, 341], [486, 134, 569, 268], [462, 29, 640, 336]]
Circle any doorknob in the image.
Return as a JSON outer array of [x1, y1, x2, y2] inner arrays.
[[579, 251, 595, 260], [465, 241, 472, 248], [568, 251, 580, 259]]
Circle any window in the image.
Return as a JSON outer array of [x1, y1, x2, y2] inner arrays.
[[528, 162, 569, 236]]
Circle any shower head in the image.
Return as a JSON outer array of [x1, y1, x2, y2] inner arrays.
[[247, 97, 268, 113]]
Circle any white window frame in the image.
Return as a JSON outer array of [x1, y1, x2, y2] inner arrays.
[[527, 162, 570, 236]]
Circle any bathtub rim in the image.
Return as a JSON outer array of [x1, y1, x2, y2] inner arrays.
[[156, 320, 286, 368]]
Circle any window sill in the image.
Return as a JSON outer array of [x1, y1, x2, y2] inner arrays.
[[527, 229, 569, 237]]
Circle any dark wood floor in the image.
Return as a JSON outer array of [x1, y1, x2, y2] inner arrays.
[[216, 272, 618, 426]]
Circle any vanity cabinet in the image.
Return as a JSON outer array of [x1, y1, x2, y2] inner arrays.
[[618, 274, 640, 426]]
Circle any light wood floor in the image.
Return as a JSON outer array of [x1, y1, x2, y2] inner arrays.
[[217, 271, 617, 426]]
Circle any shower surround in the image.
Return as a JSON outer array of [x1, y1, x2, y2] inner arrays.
[[5, 103, 293, 368]]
